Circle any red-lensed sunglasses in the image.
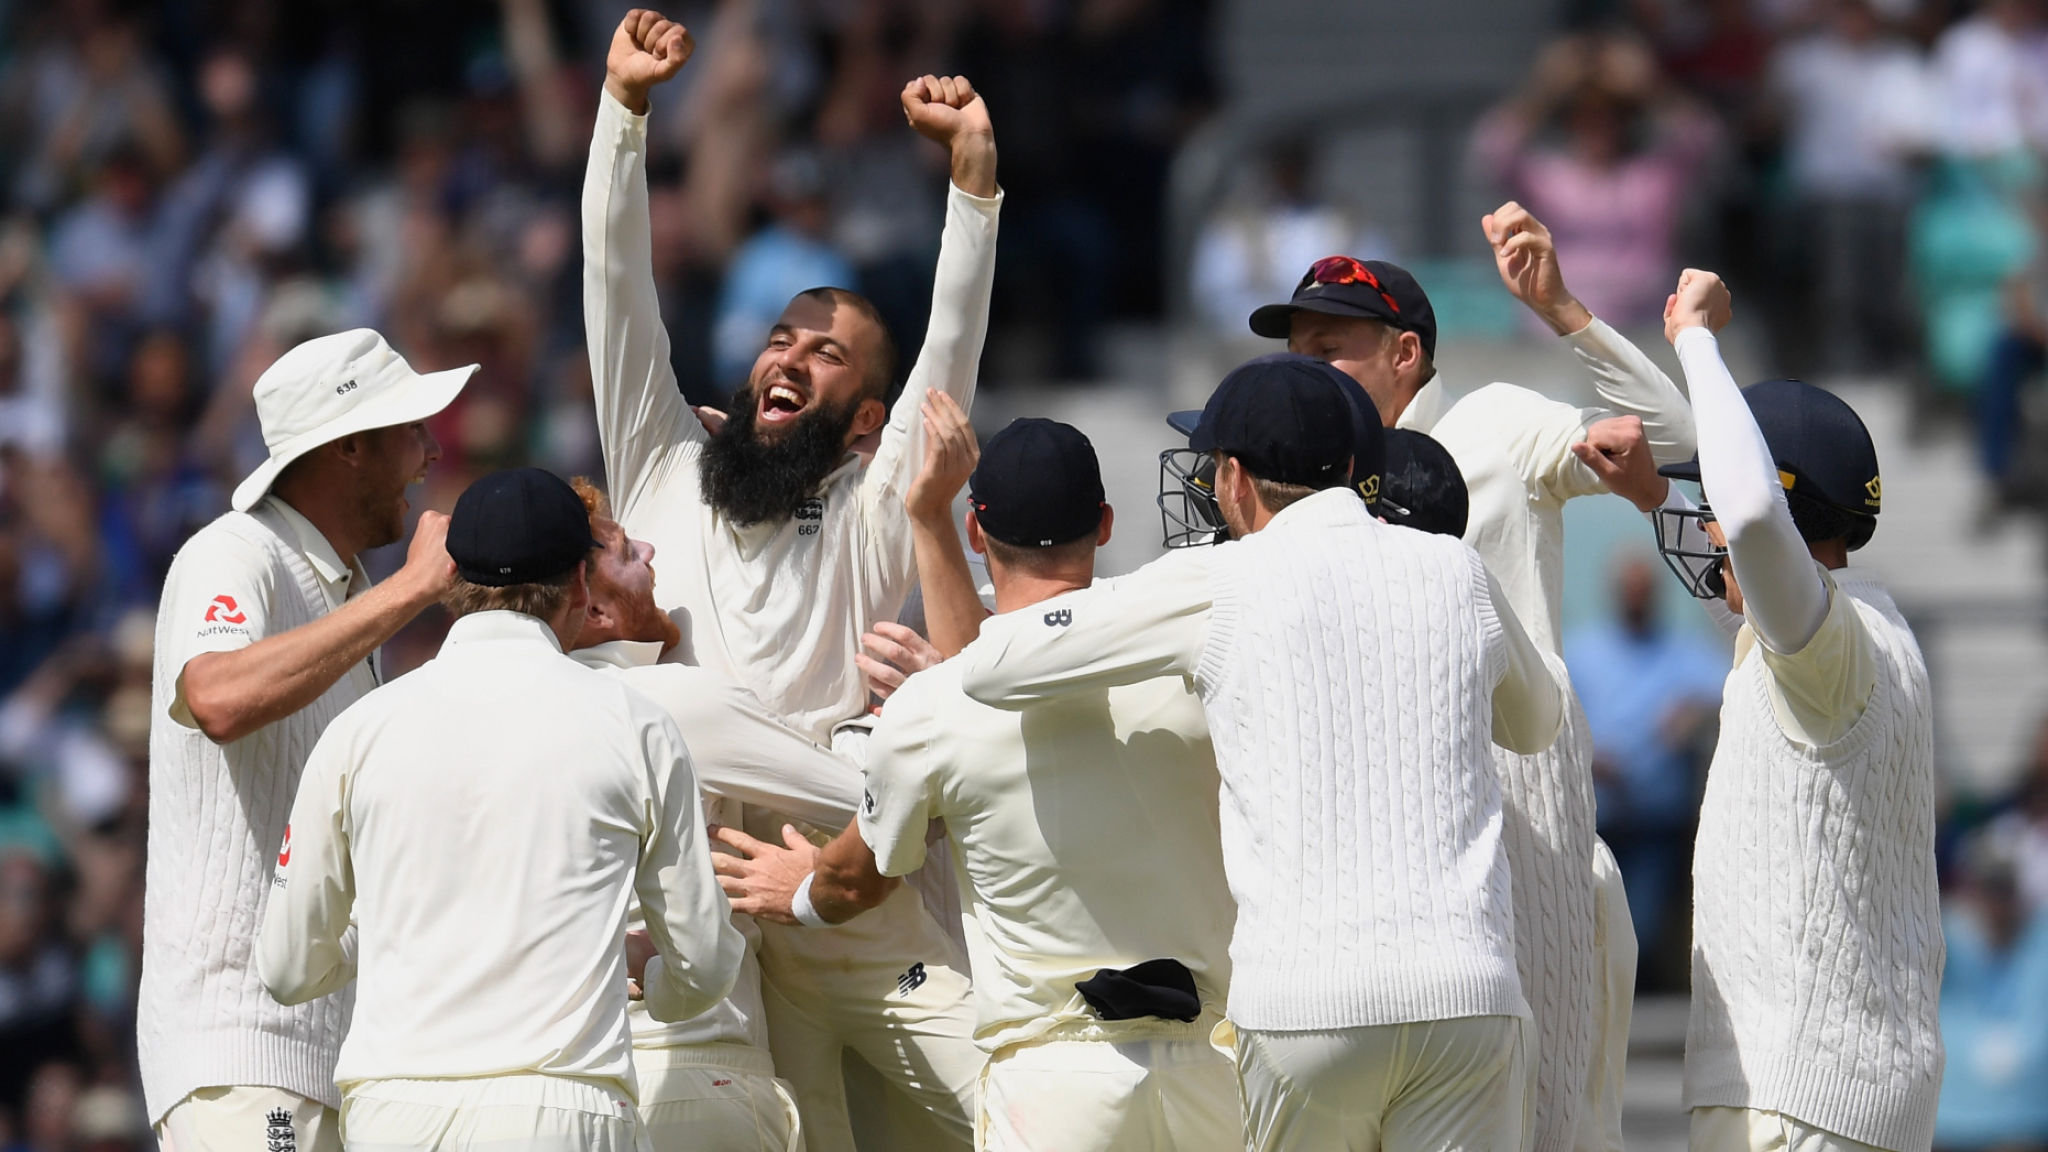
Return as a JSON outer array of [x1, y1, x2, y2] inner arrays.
[[1298, 256, 1401, 316]]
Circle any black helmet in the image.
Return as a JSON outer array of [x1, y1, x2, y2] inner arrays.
[[1378, 429, 1468, 538]]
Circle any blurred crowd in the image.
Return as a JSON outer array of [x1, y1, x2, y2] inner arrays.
[[0, 0, 1208, 1146]]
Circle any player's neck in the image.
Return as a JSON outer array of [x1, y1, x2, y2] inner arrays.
[[992, 570, 1094, 617]]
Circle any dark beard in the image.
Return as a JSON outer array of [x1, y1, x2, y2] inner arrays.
[[699, 387, 860, 527]]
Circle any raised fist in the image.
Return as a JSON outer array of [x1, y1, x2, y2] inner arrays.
[[606, 9, 693, 114], [901, 75, 998, 198], [1664, 268, 1733, 346], [1483, 201, 1591, 337]]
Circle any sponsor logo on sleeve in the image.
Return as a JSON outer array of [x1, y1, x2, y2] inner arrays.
[[894, 961, 928, 998], [198, 594, 252, 639]]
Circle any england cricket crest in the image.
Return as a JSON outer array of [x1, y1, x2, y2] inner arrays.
[[265, 1108, 297, 1152]]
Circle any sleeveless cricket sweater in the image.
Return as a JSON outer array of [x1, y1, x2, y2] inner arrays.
[[138, 505, 367, 1120], [1685, 574, 1942, 1152]]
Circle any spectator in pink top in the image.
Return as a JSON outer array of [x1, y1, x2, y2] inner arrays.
[[1472, 31, 1720, 330]]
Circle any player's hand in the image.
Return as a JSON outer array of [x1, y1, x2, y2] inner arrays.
[[709, 824, 819, 926], [1571, 414, 1669, 511], [398, 510, 457, 605], [1483, 202, 1592, 337], [623, 928, 656, 996], [857, 621, 943, 710], [906, 393, 978, 523], [605, 9, 693, 114], [1665, 268, 1733, 345], [902, 75, 997, 198]]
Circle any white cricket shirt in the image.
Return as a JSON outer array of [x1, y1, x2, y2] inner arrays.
[[582, 89, 1001, 744], [257, 611, 745, 1099], [857, 658, 1233, 1054]]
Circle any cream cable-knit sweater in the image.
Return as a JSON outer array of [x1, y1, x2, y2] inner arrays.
[[1687, 573, 1941, 1151], [139, 504, 364, 1120]]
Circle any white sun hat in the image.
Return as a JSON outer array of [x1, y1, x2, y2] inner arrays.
[[232, 328, 477, 512]]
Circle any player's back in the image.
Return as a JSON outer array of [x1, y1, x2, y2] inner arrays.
[[889, 660, 1233, 1052], [324, 612, 671, 1095]]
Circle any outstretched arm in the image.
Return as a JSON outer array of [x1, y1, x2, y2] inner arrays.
[[860, 77, 1002, 531], [1486, 201, 1697, 468], [1665, 270, 1827, 653], [583, 10, 701, 518]]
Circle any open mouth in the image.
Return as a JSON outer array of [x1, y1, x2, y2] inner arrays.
[[758, 381, 809, 426]]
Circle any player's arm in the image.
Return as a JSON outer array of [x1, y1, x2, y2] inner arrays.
[[584, 10, 701, 515], [258, 726, 358, 1005], [176, 513, 454, 745], [644, 665, 864, 828], [712, 674, 946, 924], [859, 76, 1001, 535], [1573, 414, 1743, 637], [959, 547, 1214, 709], [1477, 556, 1567, 754], [905, 391, 985, 658], [1485, 201, 1697, 468], [631, 706, 746, 1024]]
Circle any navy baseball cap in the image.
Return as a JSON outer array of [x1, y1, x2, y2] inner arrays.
[[1380, 429, 1469, 538], [1658, 378, 1880, 548], [1167, 355, 1356, 489], [969, 418, 1107, 548], [1248, 256, 1438, 362], [448, 467, 601, 586]]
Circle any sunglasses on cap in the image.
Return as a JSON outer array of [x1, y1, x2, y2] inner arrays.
[[1299, 256, 1402, 317]]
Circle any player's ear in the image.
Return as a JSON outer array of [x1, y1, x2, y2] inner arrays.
[[964, 510, 989, 557], [1096, 504, 1114, 547], [851, 396, 887, 441]]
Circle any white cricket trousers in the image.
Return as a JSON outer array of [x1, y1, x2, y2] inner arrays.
[[1578, 837, 1637, 1152], [977, 1018, 1241, 1152], [338, 1074, 643, 1152], [1230, 1015, 1531, 1152], [1690, 1108, 1891, 1152], [157, 1086, 341, 1152], [752, 876, 981, 1152], [634, 1043, 803, 1152]]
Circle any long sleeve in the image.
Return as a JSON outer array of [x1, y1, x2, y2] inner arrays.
[[857, 184, 1002, 585], [633, 711, 745, 1025], [959, 549, 1214, 709], [1676, 327, 1829, 654], [257, 728, 357, 1006], [582, 89, 701, 519], [1480, 561, 1567, 754], [1565, 317, 1697, 467]]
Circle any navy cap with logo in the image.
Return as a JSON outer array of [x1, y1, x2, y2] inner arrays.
[[447, 467, 602, 586], [1380, 428, 1469, 538], [969, 418, 1107, 548], [1166, 354, 1358, 490], [1168, 354, 1384, 508], [1248, 256, 1438, 362], [1658, 377, 1882, 549]]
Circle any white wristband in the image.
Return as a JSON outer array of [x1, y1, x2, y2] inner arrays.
[[791, 872, 830, 928]]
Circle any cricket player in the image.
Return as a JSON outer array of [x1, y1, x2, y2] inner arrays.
[[1251, 214, 1695, 1151], [714, 418, 1241, 1152], [257, 466, 745, 1152], [583, 15, 997, 1143], [140, 330, 471, 1151], [1582, 270, 1941, 1152], [963, 356, 1568, 1151]]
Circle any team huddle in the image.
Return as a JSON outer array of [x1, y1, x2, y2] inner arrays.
[[133, 10, 1943, 1152]]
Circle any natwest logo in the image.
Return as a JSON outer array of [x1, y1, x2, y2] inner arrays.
[[278, 825, 292, 868], [205, 595, 247, 625]]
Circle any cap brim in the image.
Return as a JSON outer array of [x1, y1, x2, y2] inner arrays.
[[1247, 298, 1386, 339], [1165, 410, 1203, 438], [1657, 457, 1703, 483], [232, 363, 478, 511]]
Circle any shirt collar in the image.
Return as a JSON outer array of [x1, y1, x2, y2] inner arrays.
[[264, 495, 360, 593], [1394, 373, 1451, 434], [1265, 485, 1373, 532], [442, 610, 568, 654], [567, 639, 666, 672]]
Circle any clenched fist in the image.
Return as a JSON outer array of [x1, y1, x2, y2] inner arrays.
[[1664, 268, 1733, 346], [1483, 201, 1592, 337], [902, 75, 997, 198], [606, 9, 693, 115]]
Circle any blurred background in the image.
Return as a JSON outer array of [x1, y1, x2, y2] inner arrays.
[[0, 0, 2045, 1148]]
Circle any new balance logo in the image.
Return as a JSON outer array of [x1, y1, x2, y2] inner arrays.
[[265, 1109, 297, 1152], [895, 961, 928, 998], [1043, 609, 1072, 628], [863, 789, 876, 816]]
